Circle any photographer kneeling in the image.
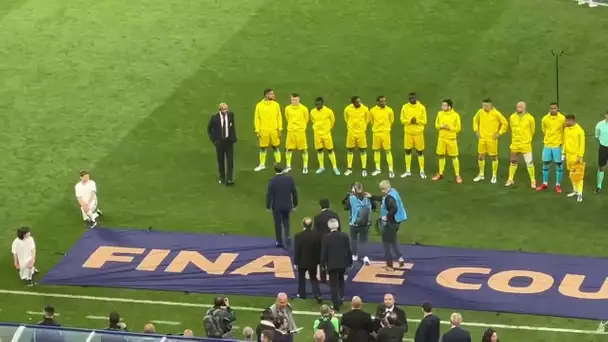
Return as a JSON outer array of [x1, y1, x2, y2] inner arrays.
[[203, 296, 237, 338]]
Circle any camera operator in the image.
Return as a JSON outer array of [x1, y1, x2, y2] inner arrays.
[[342, 182, 375, 265], [376, 312, 407, 342], [203, 296, 237, 338]]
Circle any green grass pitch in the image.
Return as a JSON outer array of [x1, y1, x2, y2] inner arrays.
[[1, 0, 608, 341]]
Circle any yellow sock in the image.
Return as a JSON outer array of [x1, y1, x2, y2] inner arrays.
[[328, 151, 337, 168], [492, 159, 499, 176], [478, 159, 485, 176], [317, 151, 324, 168], [347, 152, 354, 169], [374, 151, 381, 170], [508, 163, 517, 181], [302, 151, 308, 168], [577, 179, 584, 193], [260, 151, 267, 165], [418, 155, 425, 172], [285, 150, 293, 167], [386, 151, 394, 172], [452, 157, 460, 176], [438, 157, 446, 175], [527, 165, 536, 182], [274, 149, 281, 163], [361, 152, 368, 168], [405, 154, 412, 171]]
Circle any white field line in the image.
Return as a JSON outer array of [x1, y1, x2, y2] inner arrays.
[[2, 289, 606, 335], [26, 311, 60, 316], [85, 315, 107, 320], [150, 320, 181, 326]]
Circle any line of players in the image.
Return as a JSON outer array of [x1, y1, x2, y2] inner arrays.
[[253, 89, 589, 201]]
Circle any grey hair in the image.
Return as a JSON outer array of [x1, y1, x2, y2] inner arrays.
[[328, 218, 339, 230]]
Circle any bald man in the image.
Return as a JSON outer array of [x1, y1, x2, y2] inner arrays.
[[208, 102, 237, 185], [340, 296, 374, 342], [506, 101, 537, 188]]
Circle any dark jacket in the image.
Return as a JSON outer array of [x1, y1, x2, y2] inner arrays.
[[256, 320, 275, 342], [314, 209, 341, 234], [340, 309, 374, 342], [441, 326, 472, 342], [266, 174, 298, 211], [377, 325, 407, 342], [414, 314, 440, 342], [370, 195, 398, 222], [37, 318, 61, 326], [374, 305, 408, 332], [294, 229, 321, 269], [321, 231, 352, 270], [207, 112, 237, 143], [32, 319, 64, 342]]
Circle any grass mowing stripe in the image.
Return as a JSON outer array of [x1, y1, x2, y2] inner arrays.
[[1, 289, 604, 336], [26, 311, 60, 317]]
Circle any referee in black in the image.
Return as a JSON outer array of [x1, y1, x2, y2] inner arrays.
[[207, 103, 237, 186], [321, 218, 352, 312]]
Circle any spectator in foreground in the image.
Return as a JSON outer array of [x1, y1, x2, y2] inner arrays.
[[441, 313, 471, 342], [414, 301, 440, 342], [481, 328, 499, 342], [105, 311, 127, 331], [256, 309, 276, 342], [243, 326, 254, 341], [38, 305, 60, 326], [340, 296, 373, 342], [183, 329, 194, 337], [269, 293, 298, 334], [272, 316, 291, 342], [143, 323, 156, 334], [261, 330, 274, 342], [314, 330, 326, 342], [33, 305, 64, 342], [377, 312, 407, 342], [313, 304, 340, 342]]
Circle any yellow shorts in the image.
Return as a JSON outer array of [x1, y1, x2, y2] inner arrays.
[[404, 134, 425, 151], [258, 130, 280, 148], [286, 131, 307, 150], [510, 143, 532, 154], [478, 139, 498, 156], [436, 138, 459, 157], [567, 157, 585, 182], [314, 133, 334, 150], [372, 133, 391, 150], [346, 132, 367, 149]]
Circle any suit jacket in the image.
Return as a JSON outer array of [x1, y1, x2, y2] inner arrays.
[[441, 326, 471, 342], [266, 174, 298, 211], [340, 309, 374, 342], [207, 112, 237, 143], [321, 231, 352, 270], [414, 314, 440, 342], [376, 326, 407, 342], [374, 305, 408, 332], [314, 209, 341, 235], [294, 229, 321, 269]]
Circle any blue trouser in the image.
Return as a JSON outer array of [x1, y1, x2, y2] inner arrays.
[[272, 209, 291, 247], [382, 221, 402, 267], [542, 146, 563, 184], [349, 225, 370, 257]]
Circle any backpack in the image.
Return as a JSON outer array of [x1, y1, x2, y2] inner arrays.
[[353, 198, 371, 227], [318, 317, 339, 342], [203, 309, 223, 338]]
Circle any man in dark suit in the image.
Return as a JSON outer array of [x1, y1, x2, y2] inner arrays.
[[340, 296, 373, 342], [207, 102, 237, 185], [294, 217, 322, 303], [441, 313, 471, 342], [314, 198, 340, 283], [320, 218, 352, 311], [376, 312, 407, 342], [266, 164, 298, 248], [374, 293, 407, 333], [414, 301, 440, 342]]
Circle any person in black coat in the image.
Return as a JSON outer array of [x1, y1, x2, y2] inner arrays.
[[256, 309, 276, 342], [376, 312, 407, 342], [374, 294, 407, 333], [314, 198, 340, 283], [441, 313, 471, 342], [294, 217, 322, 302], [320, 218, 352, 311], [207, 102, 237, 185], [414, 301, 440, 342], [340, 296, 373, 342], [266, 164, 298, 248]]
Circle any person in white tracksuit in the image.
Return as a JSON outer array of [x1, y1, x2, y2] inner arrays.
[[75, 169, 103, 228], [12, 226, 36, 286]]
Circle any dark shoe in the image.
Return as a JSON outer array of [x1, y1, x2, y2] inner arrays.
[[316, 296, 323, 304], [398, 258, 405, 267], [295, 294, 306, 300], [27, 280, 35, 287], [219, 179, 225, 185], [275, 242, 284, 248], [96, 209, 103, 216], [89, 221, 98, 229], [595, 188, 602, 194], [226, 180, 234, 186]]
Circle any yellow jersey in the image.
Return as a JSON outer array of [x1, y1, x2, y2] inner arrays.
[[285, 104, 309, 132], [541, 112, 566, 148], [400, 101, 427, 135], [563, 123, 585, 157], [254, 99, 282, 133], [310, 106, 335, 136], [509, 112, 535, 146], [344, 104, 370, 134], [370, 105, 394, 133], [435, 110, 461, 140], [473, 108, 508, 140]]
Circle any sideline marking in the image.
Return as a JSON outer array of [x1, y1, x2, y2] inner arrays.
[[1, 289, 606, 336], [150, 320, 181, 326], [26, 311, 60, 317], [86, 315, 107, 320]]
